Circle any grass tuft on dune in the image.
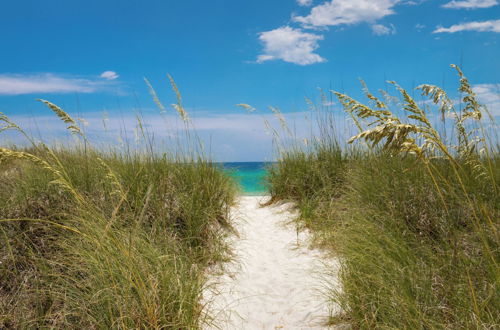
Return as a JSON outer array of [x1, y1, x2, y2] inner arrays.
[[0, 79, 237, 328], [266, 65, 499, 328]]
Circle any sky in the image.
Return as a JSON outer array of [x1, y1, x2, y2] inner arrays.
[[0, 0, 499, 161]]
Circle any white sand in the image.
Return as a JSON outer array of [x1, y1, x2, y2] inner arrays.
[[203, 196, 340, 330]]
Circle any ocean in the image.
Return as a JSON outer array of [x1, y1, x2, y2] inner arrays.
[[221, 162, 270, 195]]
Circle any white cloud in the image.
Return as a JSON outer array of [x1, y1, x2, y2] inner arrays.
[[297, 0, 313, 6], [100, 71, 119, 80], [442, 0, 498, 9], [473, 83, 500, 116], [403, 0, 428, 5], [293, 0, 399, 28], [257, 26, 325, 65], [2, 109, 334, 162], [415, 23, 426, 31], [371, 23, 396, 35], [433, 19, 500, 33], [0, 73, 115, 95]]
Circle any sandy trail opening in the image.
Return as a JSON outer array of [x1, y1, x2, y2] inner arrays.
[[203, 196, 340, 329]]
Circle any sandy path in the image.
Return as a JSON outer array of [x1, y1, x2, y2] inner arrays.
[[203, 196, 339, 329]]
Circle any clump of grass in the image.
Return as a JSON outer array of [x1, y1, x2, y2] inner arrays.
[[0, 79, 237, 328], [266, 65, 499, 327], [266, 142, 346, 232], [333, 152, 498, 328]]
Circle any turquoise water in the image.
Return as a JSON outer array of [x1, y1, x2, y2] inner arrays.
[[221, 162, 270, 195]]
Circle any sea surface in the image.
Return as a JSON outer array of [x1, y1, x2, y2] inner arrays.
[[221, 162, 271, 195]]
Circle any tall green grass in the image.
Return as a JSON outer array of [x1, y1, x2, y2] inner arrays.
[[266, 65, 499, 328], [0, 83, 237, 328]]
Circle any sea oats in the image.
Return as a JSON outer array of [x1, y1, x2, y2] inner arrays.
[[360, 79, 388, 110], [38, 99, 83, 136], [0, 147, 82, 202], [96, 157, 124, 197], [236, 103, 256, 113], [269, 106, 292, 136], [167, 74, 189, 122], [0, 112, 21, 133], [144, 77, 167, 114]]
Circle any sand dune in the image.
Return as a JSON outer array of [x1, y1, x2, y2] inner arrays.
[[203, 196, 340, 329]]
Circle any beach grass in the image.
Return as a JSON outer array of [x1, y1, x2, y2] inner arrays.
[[266, 65, 499, 328], [0, 83, 237, 328]]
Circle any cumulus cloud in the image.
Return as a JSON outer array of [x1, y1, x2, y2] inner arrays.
[[442, 0, 498, 9], [297, 0, 313, 6], [293, 0, 399, 28], [433, 19, 500, 33], [100, 71, 119, 80], [0, 73, 114, 95], [371, 23, 396, 35], [257, 26, 325, 65]]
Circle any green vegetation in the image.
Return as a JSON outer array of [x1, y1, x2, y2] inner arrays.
[[266, 65, 499, 328], [1, 65, 498, 329], [0, 90, 237, 327]]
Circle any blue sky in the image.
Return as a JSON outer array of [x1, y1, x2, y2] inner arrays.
[[0, 0, 499, 161]]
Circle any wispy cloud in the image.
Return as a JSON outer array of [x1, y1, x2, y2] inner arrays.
[[297, 0, 313, 6], [403, 0, 429, 5], [433, 19, 500, 33], [2, 109, 338, 161], [100, 71, 119, 80], [442, 0, 498, 9], [415, 23, 426, 31], [371, 23, 396, 35], [473, 83, 500, 116], [257, 26, 325, 65], [293, 0, 399, 28], [0, 73, 119, 95]]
